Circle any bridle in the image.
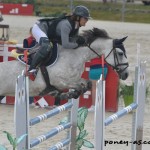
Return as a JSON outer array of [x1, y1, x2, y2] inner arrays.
[[104, 44, 129, 75], [85, 40, 129, 75]]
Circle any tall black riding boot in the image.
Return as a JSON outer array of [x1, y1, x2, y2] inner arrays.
[[28, 37, 51, 72], [39, 66, 58, 96], [28, 53, 43, 71]]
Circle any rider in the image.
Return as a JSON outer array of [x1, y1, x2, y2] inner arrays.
[[28, 5, 91, 73]]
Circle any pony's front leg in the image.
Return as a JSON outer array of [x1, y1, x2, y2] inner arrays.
[[79, 79, 92, 94], [55, 79, 92, 100], [68, 79, 92, 99]]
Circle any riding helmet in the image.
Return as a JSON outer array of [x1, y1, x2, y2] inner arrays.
[[73, 5, 91, 19]]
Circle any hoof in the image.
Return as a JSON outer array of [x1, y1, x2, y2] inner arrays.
[[69, 90, 81, 99]]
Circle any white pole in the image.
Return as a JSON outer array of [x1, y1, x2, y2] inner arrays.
[[94, 75, 105, 150], [121, 0, 126, 22], [136, 43, 141, 66], [132, 62, 146, 150], [70, 0, 74, 13]]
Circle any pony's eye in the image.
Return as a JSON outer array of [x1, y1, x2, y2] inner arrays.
[[118, 52, 123, 56]]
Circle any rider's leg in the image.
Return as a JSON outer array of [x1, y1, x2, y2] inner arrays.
[[39, 66, 59, 96], [40, 65, 51, 88], [28, 37, 52, 72]]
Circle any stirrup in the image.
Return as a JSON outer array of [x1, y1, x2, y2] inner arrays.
[[28, 69, 37, 73], [27, 69, 38, 81]]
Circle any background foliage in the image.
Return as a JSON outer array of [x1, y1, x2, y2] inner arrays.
[[1, 0, 150, 23]]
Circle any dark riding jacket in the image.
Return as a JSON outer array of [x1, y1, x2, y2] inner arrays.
[[36, 16, 79, 49]]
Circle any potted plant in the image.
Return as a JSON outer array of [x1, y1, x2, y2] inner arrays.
[[119, 82, 149, 107]]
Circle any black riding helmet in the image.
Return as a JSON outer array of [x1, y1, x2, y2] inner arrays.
[[73, 5, 91, 19]]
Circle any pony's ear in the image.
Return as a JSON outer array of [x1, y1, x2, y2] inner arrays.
[[114, 36, 128, 45], [120, 36, 128, 43]]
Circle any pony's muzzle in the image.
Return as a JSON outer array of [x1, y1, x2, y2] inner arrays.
[[120, 71, 129, 80]]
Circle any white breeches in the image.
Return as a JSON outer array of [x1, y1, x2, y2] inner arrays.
[[32, 24, 47, 43]]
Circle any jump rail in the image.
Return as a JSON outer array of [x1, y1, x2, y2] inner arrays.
[[14, 72, 79, 150], [95, 61, 146, 150]]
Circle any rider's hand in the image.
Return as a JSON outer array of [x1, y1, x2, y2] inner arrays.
[[76, 36, 86, 46]]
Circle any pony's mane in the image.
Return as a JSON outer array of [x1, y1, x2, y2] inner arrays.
[[82, 27, 111, 45]]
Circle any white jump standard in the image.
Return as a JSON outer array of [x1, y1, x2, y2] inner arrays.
[[14, 72, 79, 150], [95, 61, 146, 150]]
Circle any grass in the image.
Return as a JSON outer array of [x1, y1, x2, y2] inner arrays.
[[33, 0, 150, 23]]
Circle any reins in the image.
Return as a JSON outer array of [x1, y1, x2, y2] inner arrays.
[[85, 42, 101, 58]]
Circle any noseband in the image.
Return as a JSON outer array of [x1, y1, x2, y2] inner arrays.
[[86, 41, 129, 75]]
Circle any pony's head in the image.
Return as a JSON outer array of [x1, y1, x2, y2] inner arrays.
[[104, 36, 129, 80], [82, 28, 129, 80]]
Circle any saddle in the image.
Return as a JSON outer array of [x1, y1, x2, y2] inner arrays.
[[12, 42, 58, 67]]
